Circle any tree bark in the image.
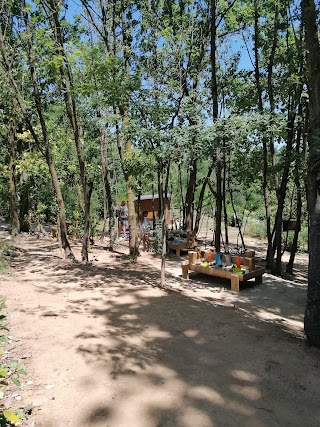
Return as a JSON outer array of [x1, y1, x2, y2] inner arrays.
[[22, 1, 74, 259], [178, 163, 185, 227], [210, 0, 222, 252], [253, 0, 273, 269], [286, 102, 304, 274], [273, 107, 295, 275], [301, 0, 320, 347], [8, 121, 20, 237], [0, 6, 73, 257], [46, 0, 92, 262], [194, 162, 214, 235], [100, 123, 116, 248], [184, 157, 197, 232]]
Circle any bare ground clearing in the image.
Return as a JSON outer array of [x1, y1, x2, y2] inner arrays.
[[0, 229, 319, 427]]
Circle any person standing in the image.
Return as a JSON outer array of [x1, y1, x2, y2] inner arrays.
[[119, 200, 128, 237]]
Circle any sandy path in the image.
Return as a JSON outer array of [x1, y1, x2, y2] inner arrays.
[[0, 234, 319, 427]]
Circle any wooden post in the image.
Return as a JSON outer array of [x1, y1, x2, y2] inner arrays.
[[231, 274, 240, 292], [202, 250, 210, 261], [186, 231, 196, 247], [249, 258, 255, 271], [188, 251, 197, 265], [51, 226, 57, 239], [255, 274, 263, 284], [245, 250, 255, 257], [181, 261, 189, 279]]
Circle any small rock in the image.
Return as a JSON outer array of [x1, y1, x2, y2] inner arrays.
[[45, 384, 54, 390]]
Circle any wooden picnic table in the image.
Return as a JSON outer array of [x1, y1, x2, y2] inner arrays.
[[181, 251, 265, 292], [168, 231, 197, 256]]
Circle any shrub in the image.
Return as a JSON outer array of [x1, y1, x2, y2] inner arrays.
[[0, 243, 15, 275], [245, 220, 267, 240], [0, 300, 27, 425], [284, 224, 308, 253]]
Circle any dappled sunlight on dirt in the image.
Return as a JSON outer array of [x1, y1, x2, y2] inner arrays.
[[0, 231, 319, 426]]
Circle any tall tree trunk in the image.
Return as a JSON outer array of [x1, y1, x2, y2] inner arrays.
[[184, 157, 197, 232], [273, 107, 295, 274], [267, 1, 281, 274], [253, 0, 273, 269], [301, 0, 320, 347], [178, 163, 185, 227], [222, 147, 229, 249], [120, 0, 138, 258], [286, 108, 304, 274], [22, 1, 74, 259], [194, 162, 214, 235], [210, 0, 222, 252], [100, 123, 116, 248], [0, 7, 73, 258], [8, 121, 20, 237], [159, 160, 170, 288], [47, 0, 92, 262]]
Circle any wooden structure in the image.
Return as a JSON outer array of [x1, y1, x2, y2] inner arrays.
[[168, 231, 197, 256], [282, 219, 300, 232], [181, 251, 265, 292], [136, 194, 171, 224]]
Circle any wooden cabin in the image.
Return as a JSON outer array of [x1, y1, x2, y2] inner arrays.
[[136, 194, 171, 224]]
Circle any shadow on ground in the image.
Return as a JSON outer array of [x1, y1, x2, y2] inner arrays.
[[3, 234, 319, 427]]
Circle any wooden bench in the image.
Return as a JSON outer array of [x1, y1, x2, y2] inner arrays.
[[168, 231, 197, 256], [181, 251, 265, 292]]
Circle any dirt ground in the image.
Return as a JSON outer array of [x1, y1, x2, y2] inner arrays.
[[0, 229, 319, 427]]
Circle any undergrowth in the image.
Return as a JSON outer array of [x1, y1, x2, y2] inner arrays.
[[0, 299, 28, 425], [0, 243, 15, 275], [0, 245, 30, 425]]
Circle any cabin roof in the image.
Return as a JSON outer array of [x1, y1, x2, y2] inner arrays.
[[136, 194, 171, 201]]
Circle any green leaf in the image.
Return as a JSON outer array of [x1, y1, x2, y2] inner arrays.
[[0, 347, 4, 356], [3, 410, 21, 422], [11, 378, 20, 386], [9, 360, 18, 370], [16, 411, 24, 420], [0, 337, 6, 343], [0, 390, 4, 399], [0, 369, 7, 378], [17, 369, 27, 376]]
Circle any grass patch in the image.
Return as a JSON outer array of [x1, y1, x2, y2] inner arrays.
[[0, 242, 15, 274], [245, 220, 267, 240]]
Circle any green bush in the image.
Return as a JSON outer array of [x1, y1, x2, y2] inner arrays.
[[0, 300, 27, 425], [284, 224, 308, 252], [0, 243, 15, 275], [245, 220, 267, 240]]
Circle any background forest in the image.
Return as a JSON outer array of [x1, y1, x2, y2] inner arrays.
[[0, 0, 320, 346]]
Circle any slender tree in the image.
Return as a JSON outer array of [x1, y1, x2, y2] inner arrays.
[[41, 0, 94, 262], [0, 1, 74, 258], [301, 0, 320, 347], [8, 120, 20, 237]]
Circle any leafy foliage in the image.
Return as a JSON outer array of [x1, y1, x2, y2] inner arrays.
[[0, 299, 27, 426]]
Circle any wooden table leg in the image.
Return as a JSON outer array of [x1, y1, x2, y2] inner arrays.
[[188, 251, 197, 265], [231, 274, 240, 292], [181, 261, 189, 279], [255, 275, 263, 284], [176, 247, 181, 256]]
